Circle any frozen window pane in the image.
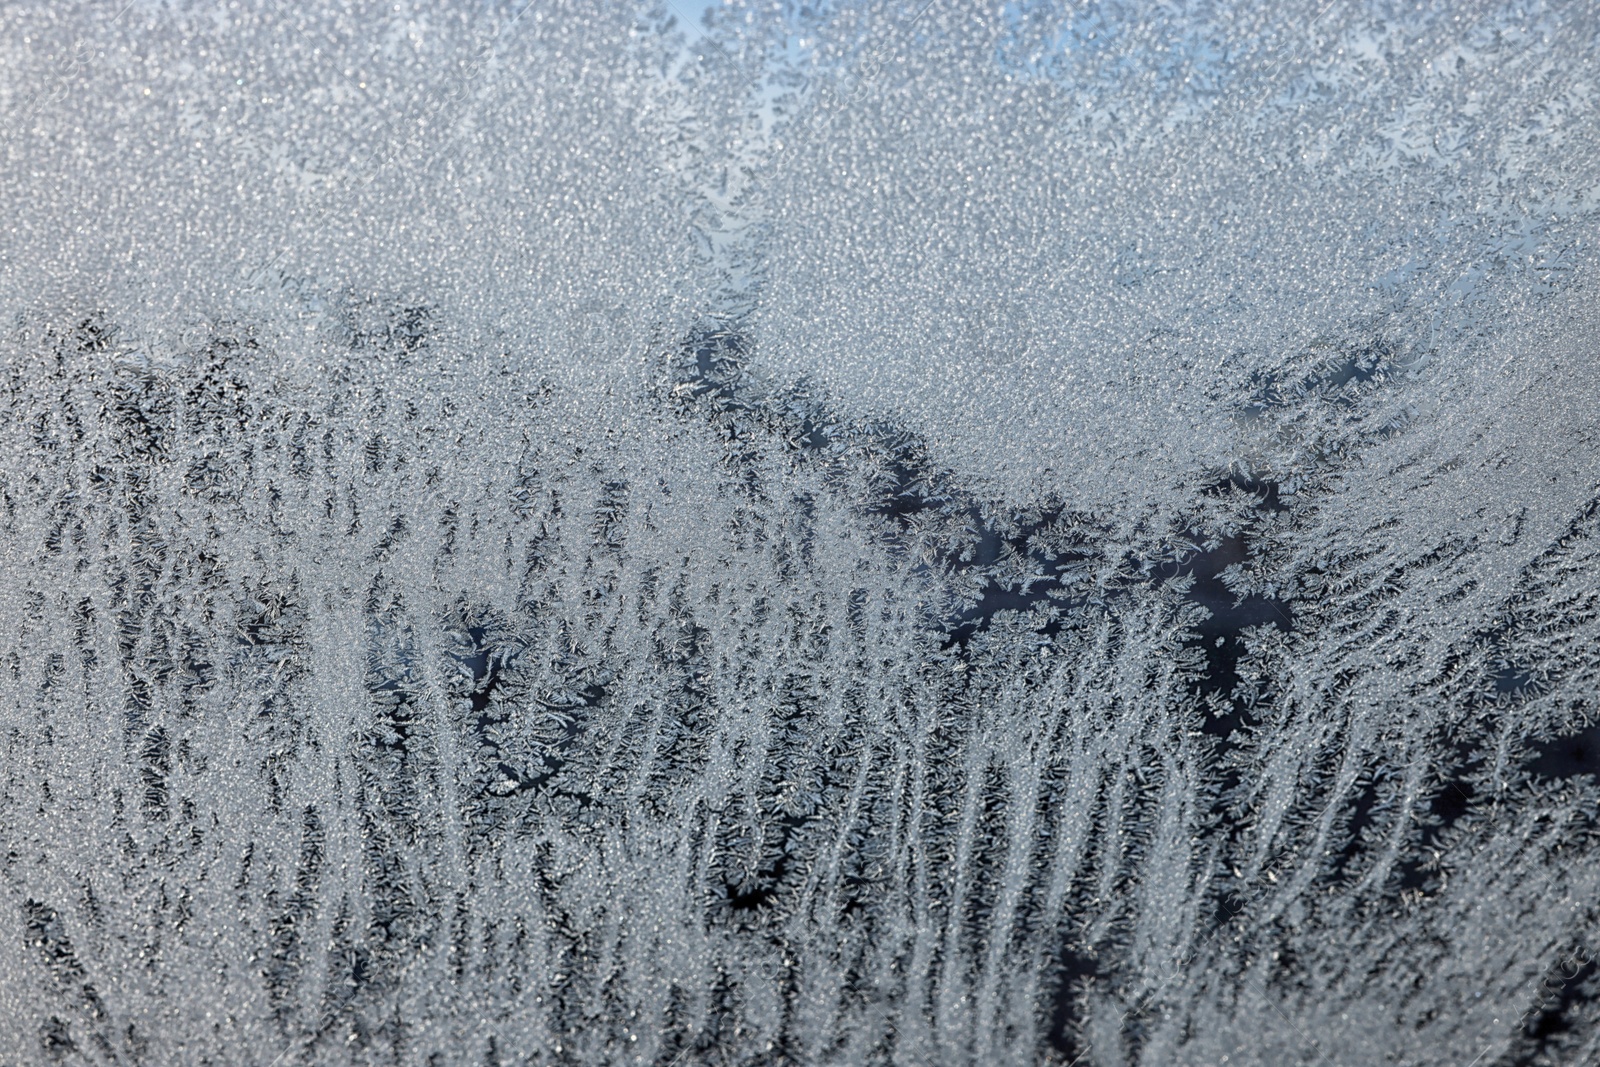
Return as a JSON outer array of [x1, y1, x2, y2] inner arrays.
[[0, 2, 1597, 1065]]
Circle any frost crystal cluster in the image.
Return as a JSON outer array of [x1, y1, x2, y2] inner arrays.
[[2, 2, 1598, 1065]]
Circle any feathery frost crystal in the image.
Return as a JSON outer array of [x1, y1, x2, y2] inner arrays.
[[1, 1, 1598, 1064]]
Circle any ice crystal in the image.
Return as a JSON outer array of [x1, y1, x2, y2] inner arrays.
[[1, 2, 1597, 1065]]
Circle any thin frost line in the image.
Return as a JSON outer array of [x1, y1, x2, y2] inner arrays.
[[660, 958, 902, 1064], [263, 982, 365, 1067], [662, 939, 794, 1065], [1064, 866, 1310, 1067]]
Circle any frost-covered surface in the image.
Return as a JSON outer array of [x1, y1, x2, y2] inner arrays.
[[1, 2, 1599, 1065]]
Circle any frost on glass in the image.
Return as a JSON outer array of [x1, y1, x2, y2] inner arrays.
[[1, 1, 1598, 1065]]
